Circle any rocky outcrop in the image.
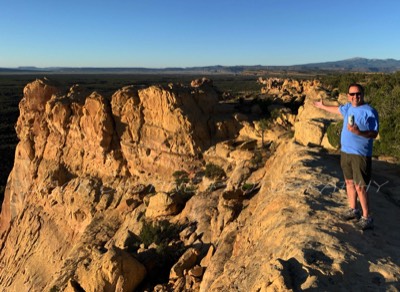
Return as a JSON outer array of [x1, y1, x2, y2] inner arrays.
[[200, 140, 400, 291], [258, 77, 323, 105], [1, 77, 399, 291], [0, 78, 236, 232], [258, 77, 342, 147], [0, 77, 241, 291], [294, 91, 342, 147]]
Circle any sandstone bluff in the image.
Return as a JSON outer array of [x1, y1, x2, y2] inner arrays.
[[0, 77, 399, 291]]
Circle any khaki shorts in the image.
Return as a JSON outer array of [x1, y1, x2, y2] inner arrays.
[[340, 152, 372, 186]]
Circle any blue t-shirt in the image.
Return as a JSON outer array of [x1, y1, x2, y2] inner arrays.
[[339, 103, 379, 156]]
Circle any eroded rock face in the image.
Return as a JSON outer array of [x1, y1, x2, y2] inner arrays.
[[111, 83, 219, 180], [0, 79, 61, 233], [1, 78, 399, 292], [199, 141, 400, 292], [0, 79, 225, 228], [0, 77, 237, 291]]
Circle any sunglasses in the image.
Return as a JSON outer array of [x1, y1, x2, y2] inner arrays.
[[348, 92, 362, 96]]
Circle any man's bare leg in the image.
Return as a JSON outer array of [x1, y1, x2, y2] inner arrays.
[[355, 184, 369, 218], [345, 179, 358, 209]]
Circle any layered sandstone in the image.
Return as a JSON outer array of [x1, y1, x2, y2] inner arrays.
[[0, 78, 399, 292], [0, 77, 240, 291]]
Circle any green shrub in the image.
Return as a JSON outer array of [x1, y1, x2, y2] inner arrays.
[[326, 120, 343, 149], [171, 170, 197, 202], [138, 219, 184, 286], [172, 170, 190, 185], [241, 183, 256, 191], [139, 220, 180, 248], [204, 163, 226, 179]]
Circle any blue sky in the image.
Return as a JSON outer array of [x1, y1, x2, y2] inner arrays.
[[1, 0, 399, 68]]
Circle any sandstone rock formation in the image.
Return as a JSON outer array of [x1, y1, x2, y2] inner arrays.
[[295, 92, 342, 148], [0, 77, 240, 291], [0, 77, 399, 291]]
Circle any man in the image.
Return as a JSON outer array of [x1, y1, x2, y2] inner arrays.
[[314, 83, 379, 230]]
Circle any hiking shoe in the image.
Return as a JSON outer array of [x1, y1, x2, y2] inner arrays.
[[357, 216, 374, 230], [341, 208, 361, 221]]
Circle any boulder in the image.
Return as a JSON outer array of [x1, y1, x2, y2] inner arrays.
[[294, 88, 341, 147], [170, 248, 200, 279], [145, 192, 181, 218], [75, 246, 146, 292]]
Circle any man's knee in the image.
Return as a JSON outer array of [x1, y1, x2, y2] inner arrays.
[[355, 183, 367, 193], [345, 179, 355, 187]]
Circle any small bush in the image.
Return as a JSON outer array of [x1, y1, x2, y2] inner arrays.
[[326, 120, 343, 149], [171, 170, 196, 202], [204, 163, 226, 179], [241, 183, 256, 191], [138, 220, 184, 288], [172, 170, 190, 186], [140, 220, 180, 248]]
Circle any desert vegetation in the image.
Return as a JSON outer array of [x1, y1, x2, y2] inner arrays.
[[139, 219, 184, 287]]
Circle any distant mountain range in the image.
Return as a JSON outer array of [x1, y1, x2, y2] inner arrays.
[[1, 58, 400, 74], [289, 57, 400, 72]]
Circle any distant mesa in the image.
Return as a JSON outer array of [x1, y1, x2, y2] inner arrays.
[[1, 57, 400, 74]]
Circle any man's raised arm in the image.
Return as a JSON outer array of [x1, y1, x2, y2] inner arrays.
[[313, 101, 341, 115]]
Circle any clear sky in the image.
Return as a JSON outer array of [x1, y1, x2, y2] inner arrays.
[[1, 0, 399, 68]]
